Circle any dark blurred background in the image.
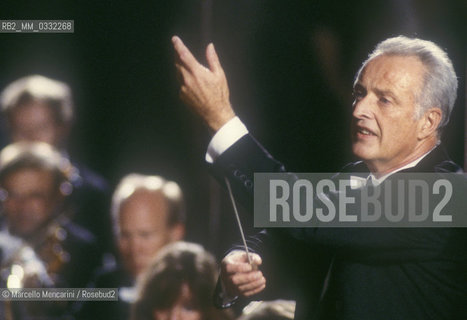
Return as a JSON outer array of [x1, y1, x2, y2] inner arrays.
[[0, 0, 465, 258]]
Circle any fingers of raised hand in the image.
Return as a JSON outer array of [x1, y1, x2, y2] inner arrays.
[[172, 36, 202, 72], [206, 43, 224, 75], [175, 63, 212, 105], [172, 35, 234, 131]]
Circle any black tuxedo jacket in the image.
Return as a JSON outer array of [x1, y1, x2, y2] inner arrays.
[[211, 134, 467, 320]]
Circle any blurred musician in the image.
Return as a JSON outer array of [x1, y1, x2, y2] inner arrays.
[[76, 174, 185, 320], [0, 142, 101, 319], [0, 75, 112, 255]]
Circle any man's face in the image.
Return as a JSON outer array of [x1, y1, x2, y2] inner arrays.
[[117, 190, 184, 278], [351, 55, 427, 174], [8, 101, 66, 148], [2, 168, 62, 238]]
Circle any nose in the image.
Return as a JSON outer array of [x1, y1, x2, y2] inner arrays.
[[128, 236, 145, 257], [352, 95, 374, 120]]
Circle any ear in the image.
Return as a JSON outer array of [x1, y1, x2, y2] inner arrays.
[[418, 107, 442, 140], [169, 223, 185, 242]]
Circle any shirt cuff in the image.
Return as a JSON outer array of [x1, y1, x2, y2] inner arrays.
[[205, 116, 248, 163], [213, 278, 239, 308]]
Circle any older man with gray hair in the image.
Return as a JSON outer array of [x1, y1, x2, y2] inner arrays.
[[172, 35, 466, 319]]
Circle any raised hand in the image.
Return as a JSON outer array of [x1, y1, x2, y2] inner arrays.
[[172, 36, 235, 132]]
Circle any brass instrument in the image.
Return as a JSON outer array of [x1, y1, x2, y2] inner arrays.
[[0, 231, 52, 289], [0, 231, 52, 320], [32, 216, 71, 286], [0, 215, 72, 319]]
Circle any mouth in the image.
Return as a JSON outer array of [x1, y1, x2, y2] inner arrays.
[[354, 125, 377, 138]]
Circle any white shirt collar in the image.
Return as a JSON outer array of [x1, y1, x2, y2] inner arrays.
[[351, 145, 438, 189]]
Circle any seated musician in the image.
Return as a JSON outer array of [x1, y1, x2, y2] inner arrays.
[[75, 174, 185, 320], [0, 141, 102, 318]]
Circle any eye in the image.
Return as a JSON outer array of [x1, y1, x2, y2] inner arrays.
[[379, 96, 391, 105], [119, 231, 131, 240], [352, 86, 366, 101], [138, 231, 154, 239]]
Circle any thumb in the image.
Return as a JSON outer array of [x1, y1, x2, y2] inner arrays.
[[206, 43, 222, 73], [250, 253, 262, 266]]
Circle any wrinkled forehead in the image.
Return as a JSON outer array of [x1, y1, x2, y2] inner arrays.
[[355, 54, 426, 92]]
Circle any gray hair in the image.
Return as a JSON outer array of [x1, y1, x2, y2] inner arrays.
[[111, 174, 185, 236], [0, 75, 73, 124], [0, 142, 73, 196], [355, 36, 458, 131]]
